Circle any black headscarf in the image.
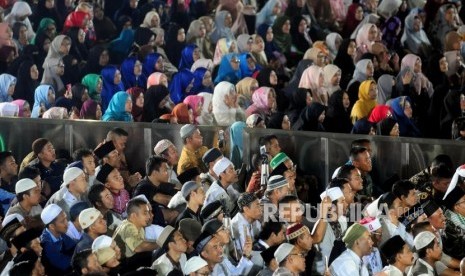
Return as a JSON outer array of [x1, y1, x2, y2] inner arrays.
[[266, 112, 286, 129], [377, 117, 398, 136], [81, 46, 107, 77], [13, 59, 39, 105], [293, 102, 327, 131], [165, 23, 186, 68], [334, 39, 355, 90], [134, 27, 155, 47], [34, 0, 63, 32], [291, 15, 311, 53], [143, 85, 171, 122], [66, 27, 89, 62], [114, 0, 142, 26], [287, 88, 309, 125], [325, 90, 353, 133]]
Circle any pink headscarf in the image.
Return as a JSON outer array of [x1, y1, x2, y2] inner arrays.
[[183, 95, 204, 122], [356, 23, 376, 52], [0, 23, 14, 48], [11, 99, 27, 117], [299, 65, 327, 104], [147, 72, 166, 88], [251, 87, 272, 110]]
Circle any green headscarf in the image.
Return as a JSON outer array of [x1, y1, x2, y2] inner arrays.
[[82, 74, 102, 101], [32, 18, 56, 45]]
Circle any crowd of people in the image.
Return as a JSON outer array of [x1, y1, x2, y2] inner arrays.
[[1, 0, 465, 275]]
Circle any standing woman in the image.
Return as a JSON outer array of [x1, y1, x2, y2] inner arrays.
[[31, 84, 55, 118], [101, 91, 133, 122], [212, 81, 241, 126], [100, 65, 124, 113]]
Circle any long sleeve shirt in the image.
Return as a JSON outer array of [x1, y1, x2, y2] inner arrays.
[[40, 228, 77, 274]]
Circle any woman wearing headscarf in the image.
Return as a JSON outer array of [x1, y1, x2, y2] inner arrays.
[[376, 117, 400, 136], [12, 22, 29, 53], [186, 20, 213, 59], [334, 39, 356, 90], [13, 59, 38, 104], [114, 0, 142, 26], [171, 103, 192, 124], [236, 34, 252, 53], [42, 107, 68, 119], [354, 23, 378, 61], [41, 58, 65, 96], [142, 84, 171, 122], [147, 72, 169, 88], [323, 64, 342, 97], [31, 84, 55, 118], [239, 53, 260, 78], [79, 99, 102, 120], [108, 29, 135, 65], [63, 11, 90, 33], [347, 59, 374, 108], [197, 92, 215, 125], [245, 87, 276, 122], [230, 121, 247, 168], [256, 0, 281, 28], [42, 35, 70, 74], [143, 53, 163, 80], [351, 118, 376, 134], [266, 112, 291, 130], [214, 53, 242, 85], [100, 65, 124, 113], [376, 74, 395, 105], [257, 24, 282, 62], [179, 44, 200, 70], [140, 11, 161, 31], [350, 80, 378, 124], [81, 74, 103, 102], [121, 57, 144, 89], [66, 27, 89, 63], [389, 96, 421, 137], [191, 67, 213, 94], [292, 102, 326, 131], [325, 33, 342, 62], [382, 16, 402, 51], [4, 1, 35, 41], [169, 69, 194, 104], [272, 16, 292, 55], [183, 95, 204, 124], [126, 87, 144, 122], [210, 11, 235, 45], [250, 34, 268, 67], [81, 46, 110, 78], [212, 81, 241, 126], [32, 18, 56, 46], [0, 74, 16, 103], [343, 4, 364, 37], [70, 83, 89, 111], [401, 14, 431, 57], [324, 90, 352, 133], [0, 102, 19, 117], [102, 91, 133, 122], [236, 77, 258, 110], [299, 65, 329, 106], [164, 23, 187, 69], [287, 87, 312, 125], [396, 54, 433, 101], [213, 37, 238, 66], [11, 99, 31, 117], [368, 105, 392, 124], [430, 4, 461, 50], [33, 0, 62, 33], [291, 16, 313, 55]]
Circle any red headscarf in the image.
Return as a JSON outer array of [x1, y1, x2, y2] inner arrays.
[[172, 103, 191, 124], [64, 11, 89, 33], [368, 105, 391, 123]]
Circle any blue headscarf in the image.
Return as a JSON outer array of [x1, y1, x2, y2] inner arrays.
[[214, 53, 242, 85], [102, 91, 133, 122], [230, 121, 246, 168], [121, 57, 144, 89], [101, 65, 125, 113], [210, 11, 234, 44], [108, 28, 135, 55], [390, 96, 421, 137], [0, 74, 16, 103], [31, 84, 55, 118], [191, 67, 212, 93], [143, 52, 161, 77], [179, 44, 198, 70], [256, 0, 279, 27], [351, 118, 374, 134], [257, 24, 280, 59], [169, 69, 194, 104], [239, 53, 260, 77]]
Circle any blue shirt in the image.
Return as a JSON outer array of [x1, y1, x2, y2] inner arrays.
[[41, 228, 76, 274]]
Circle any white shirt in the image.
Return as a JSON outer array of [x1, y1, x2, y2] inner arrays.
[[63, 189, 78, 207], [204, 181, 234, 215], [381, 265, 404, 276], [145, 224, 164, 241], [231, 212, 262, 254], [330, 249, 369, 276], [381, 217, 414, 248], [315, 218, 347, 275], [212, 256, 254, 276], [362, 247, 383, 274], [151, 253, 187, 275]]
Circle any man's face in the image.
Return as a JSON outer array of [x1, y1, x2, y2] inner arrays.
[[428, 208, 446, 230], [84, 253, 103, 274], [220, 165, 238, 184], [105, 149, 121, 168], [353, 151, 372, 173], [152, 162, 170, 183], [164, 146, 179, 166], [288, 248, 306, 272], [90, 214, 107, 234], [0, 156, 18, 176], [82, 155, 96, 176], [29, 238, 43, 256], [52, 211, 69, 234], [99, 188, 114, 210], [133, 204, 151, 227], [280, 200, 304, 223], [342, 183, 354, 205], [297, 229, 313, 251], [244, 199, 262, 221], [348, 169, 363, 192], [266, 138, 281, 157], [202, 236, 223, 264], [398, 244, 414, 266], [71, 173, 88, 195], [25, 185, 42, 206], [170, 231, 188, 253], [105, 169, 124, 192], [187, 129, 203, 149], [432, 178, 451, 193], [113, 136, 127, 153], [428, 238, 442, 261], [403, 189, 417, 207], [370, 228, 382, 247], [39, 142, 56, 163], [357, 230, 373, 256]]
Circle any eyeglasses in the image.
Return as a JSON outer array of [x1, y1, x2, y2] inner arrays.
[[231, 58, 240, 63], [289, 253, 307, 258]]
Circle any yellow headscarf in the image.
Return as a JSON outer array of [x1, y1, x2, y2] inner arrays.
[[350, 80, 377, 124]]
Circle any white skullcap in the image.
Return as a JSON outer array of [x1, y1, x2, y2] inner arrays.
[[360, 217, 382, 232], [213, 157, 233, 177], [92, 235, 113, 252], [183, 256, 209, 275], [63, 167, 84, 187], [2, 214, 24, 227], [274, 243, 294, 264], [15, 178, 37, 194], [41, 204, 63, 225], [154, 139, 174, 155]]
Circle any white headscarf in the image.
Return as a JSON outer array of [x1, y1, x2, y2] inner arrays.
[[0, 102, 19, 117], [212, 81, 237, 126], [197, 92, 215, 125]]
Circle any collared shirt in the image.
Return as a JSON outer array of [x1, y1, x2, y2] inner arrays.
[[151, 252, 187, 275], [177, 146, 208, 175], [272, 267, 298, 276], [6, 202, 43, 218], [362, 247, 383, 275], [212, 255, 254, 276], [407, 258, 437, 276], [111, 188, 130, 217], [330, 249, 369, 276], [74, 232, 94, 255], [381, 265, 404, 276], [113, 220, 145, 258], [176, 206, 202, 226], [66, 221, 83, 241], [63, 189, 78, 207], [204, 181, 234, 216], [231, 212, 262, 254], [381, 217, 414, 248], [40, 227, 76, 274]]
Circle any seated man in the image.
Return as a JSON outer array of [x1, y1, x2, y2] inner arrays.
[[272, 243, 306, 275], [0, 151, 17, 211], [6, 178, 43, 229], [151, 225, 188, 275], [177, 124, 208, 175], [71, 248, 104, 275], [379, 235, 414, 276], [409, 231, 443, 276], [176, 180, 205, 225], [154, 139, 181, 187], [40, 204, 77, 275], [88, 183, 122, 234], [74, 208, 107, 255]]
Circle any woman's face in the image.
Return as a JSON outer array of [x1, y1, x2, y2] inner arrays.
[[347, 41, 356, 57], [195, 101, 203, 115], [390, 123, 400, 136], [282, 115, 290, 130], [7, 83, 15, 96], [282, 20, 291, 34], [60, 38, 71, 56], [369, 127, 376, 135], [254, 36, 265, 51], [414, 58, 422, 73], [155, 56, 164, 71], [342, 92, 350, 109], [125, 97, 132, 112], [193, 47, 201, 61], [30, 64, 39, 80], [56, 61, 65, 76], [78, 28, 86, 43], [114, 70, 122, 84], [331, 70, 341, 86], [413, 18, 421, 32], [23, 102, 31, 118], [266, 27, 273, 42], [404, 100, 413, 118], [224, 13, 233, 28], [160, 74, 168, 87], [366, 62, 374, 77], [45, 0, 54, 9], [129, 0, 138, 9], [225, 89, 237, 108], [272, 3, 281, 15], [198, 23, 206, 38], [185, 79, 194, 93], [202, 70, 212, 87], [18, 26, 27, 41], [269, 70, 278, 85], [298, 19, 307, 34], [445, 7, 456, 24], [188, 108, 194, 123], [230, 56, 240, 70], [368, 26, 377, 42], [134, 60, 142, 76], [460, 94, 465, 110], [96, 78, 103, 93], [135, 93, 144, 108], [151, 15, 160, 27], [355, 7, 364, 21], [177, 28, 186, 43], [318, 110, 325, 123], [267, 91, 276, 110], [47, 89, 55, 104], [368, 83, 378, 99], [99, 50, 109, 66], [45, 24, 56, 38]]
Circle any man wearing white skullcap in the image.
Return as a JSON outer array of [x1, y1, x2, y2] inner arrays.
[[203, 157, 237, 216], [46, 167, 87, 218], [40, 204, 77, 274], [6, 177, 43, 229], [183, 256, 209, 275]]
